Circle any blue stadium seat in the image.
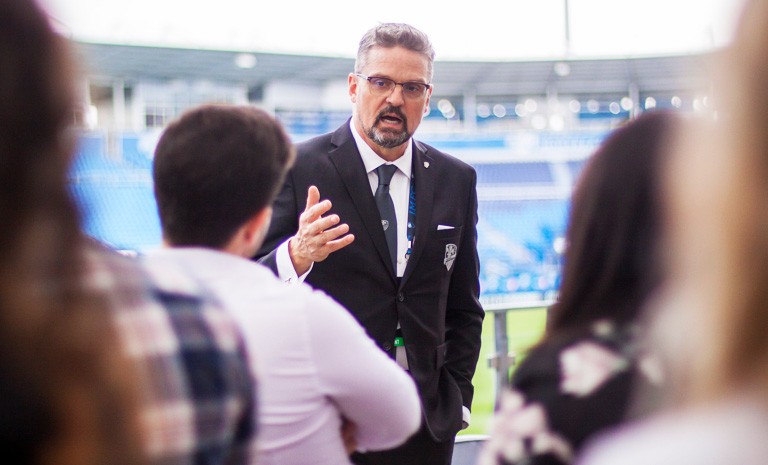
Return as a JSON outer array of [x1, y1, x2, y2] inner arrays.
[[69, 133, 161, 253], [475, 162, 554, 184], [68, 133, 570, 299]]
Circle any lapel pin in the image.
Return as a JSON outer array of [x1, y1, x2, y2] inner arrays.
[[424, 161, 430, 168]]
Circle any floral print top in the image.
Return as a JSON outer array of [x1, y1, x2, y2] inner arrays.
[[478, 319, 662, 465]]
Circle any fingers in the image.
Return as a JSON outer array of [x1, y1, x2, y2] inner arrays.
[[340, 418, 359, 455], [300, 198, 333, 226], [308, 223, 355, 261], [306, 213, 342, 236], [324, 233, 355, 254], [305, 185, 320, 211], [298, 188, 346, 240], [293, 185, 355, 264]]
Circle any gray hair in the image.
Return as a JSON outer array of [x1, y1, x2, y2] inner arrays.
[[354, 23, 435, 81]]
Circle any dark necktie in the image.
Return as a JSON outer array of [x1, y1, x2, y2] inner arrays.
[[375, 164, 398, 270]]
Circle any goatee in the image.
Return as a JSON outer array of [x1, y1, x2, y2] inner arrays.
[[366, 107, 411, 149]]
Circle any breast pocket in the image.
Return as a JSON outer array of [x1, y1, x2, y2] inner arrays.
[[430, 225, 463, 272]]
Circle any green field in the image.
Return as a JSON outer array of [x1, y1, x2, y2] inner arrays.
[[458, 307, 548, 436]]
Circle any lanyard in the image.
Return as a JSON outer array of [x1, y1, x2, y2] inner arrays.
[[405, 172, 416, 258]]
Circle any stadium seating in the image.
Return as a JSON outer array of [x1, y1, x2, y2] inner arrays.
[[475, 162, 554, 185], [70, 134, 162, 252], [68, 130, 600, 301]]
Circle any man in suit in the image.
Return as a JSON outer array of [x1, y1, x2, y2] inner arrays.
[[256, 23, 485, 465]]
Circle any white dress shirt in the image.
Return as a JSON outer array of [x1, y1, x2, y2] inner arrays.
[[350, 119, 412, 278], [144, 248, 421, 465]]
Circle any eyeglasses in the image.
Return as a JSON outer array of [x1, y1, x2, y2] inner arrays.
[[355, 73, 431, 99]]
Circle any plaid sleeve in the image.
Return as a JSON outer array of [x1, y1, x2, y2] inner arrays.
[[83, 241, 257, 465]]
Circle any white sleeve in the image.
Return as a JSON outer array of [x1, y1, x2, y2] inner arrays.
[[305, 291, 421, 451], [275, 239, 312, 284]]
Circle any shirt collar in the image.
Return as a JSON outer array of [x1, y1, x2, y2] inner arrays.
[[349, 118, 412, 178]]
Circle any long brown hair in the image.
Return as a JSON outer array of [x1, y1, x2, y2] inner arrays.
[[662, 0, 768, 404], [547, 111, 679, 338], [0, 1, 143, 463]]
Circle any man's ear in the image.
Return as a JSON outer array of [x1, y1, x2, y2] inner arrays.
[[349, 73, 359, 103]]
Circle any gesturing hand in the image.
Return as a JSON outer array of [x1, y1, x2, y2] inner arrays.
[[289, 185, 355, 275]]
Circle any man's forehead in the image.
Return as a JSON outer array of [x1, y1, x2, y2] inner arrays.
[[361, 46, 431, 78]]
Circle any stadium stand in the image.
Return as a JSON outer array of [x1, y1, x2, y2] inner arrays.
[[475, 162, 554, 185], [68, 129, 591, 303], [70, 134, 161, 252], [69, 42, 711, 303]]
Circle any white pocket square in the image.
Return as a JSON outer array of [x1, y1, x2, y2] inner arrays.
[[437, 224, 455, 230]]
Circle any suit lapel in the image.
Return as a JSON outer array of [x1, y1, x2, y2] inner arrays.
[[401, 141, 435, 286], [328, 124, 397, 277]]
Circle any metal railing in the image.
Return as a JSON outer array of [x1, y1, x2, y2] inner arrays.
[[483, 300, 553, 406]]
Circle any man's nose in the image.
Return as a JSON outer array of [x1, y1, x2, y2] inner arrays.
[[386, 84, 406, 106]]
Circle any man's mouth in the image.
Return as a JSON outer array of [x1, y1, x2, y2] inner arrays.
[[378, 113, 403, 126], [366, 109, 411, 148]]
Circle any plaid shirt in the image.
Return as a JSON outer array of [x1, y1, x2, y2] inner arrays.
[[84, 240, 256, 465]]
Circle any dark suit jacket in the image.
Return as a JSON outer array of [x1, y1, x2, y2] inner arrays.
[[256, 121, 484, 441]]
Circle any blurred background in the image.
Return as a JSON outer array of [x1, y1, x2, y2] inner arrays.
[[39, 0, 743, 433]]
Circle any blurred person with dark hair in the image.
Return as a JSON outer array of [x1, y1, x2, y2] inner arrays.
[[477, 111, 680, 465], [0, 1, 256, 464], [254, 22, 484, 465], [0, 0, 143, 463], [148, 104, 421, 465], [575, 0, 768, 463]]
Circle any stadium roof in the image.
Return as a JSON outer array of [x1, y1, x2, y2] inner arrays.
[[74, 41, 716, 101]]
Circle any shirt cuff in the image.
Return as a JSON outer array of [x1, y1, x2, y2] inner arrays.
[[276, 239, 312, 284], [461, 406, 471, 429]]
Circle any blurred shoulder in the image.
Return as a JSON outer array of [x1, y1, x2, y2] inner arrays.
[[577, 398, 768, 465]]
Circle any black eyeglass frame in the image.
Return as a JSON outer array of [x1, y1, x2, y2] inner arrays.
[[354, 73, 432, 99]]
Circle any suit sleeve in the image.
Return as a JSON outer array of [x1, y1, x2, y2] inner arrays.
[[444, 167, 485, 410], [254, 167, 300, 273]]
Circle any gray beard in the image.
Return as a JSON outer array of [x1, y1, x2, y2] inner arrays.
[[366, 125, 411, 149]]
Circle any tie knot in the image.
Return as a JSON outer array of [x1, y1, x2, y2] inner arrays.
[[376, 164, 398, 187]]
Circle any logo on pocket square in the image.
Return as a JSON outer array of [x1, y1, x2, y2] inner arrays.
[[444, 244, 457, 270]]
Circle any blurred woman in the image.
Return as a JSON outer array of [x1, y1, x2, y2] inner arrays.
[[0, 0, 144, 463], [575, 0, 768, 463], [477, 110, 680, 465]]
